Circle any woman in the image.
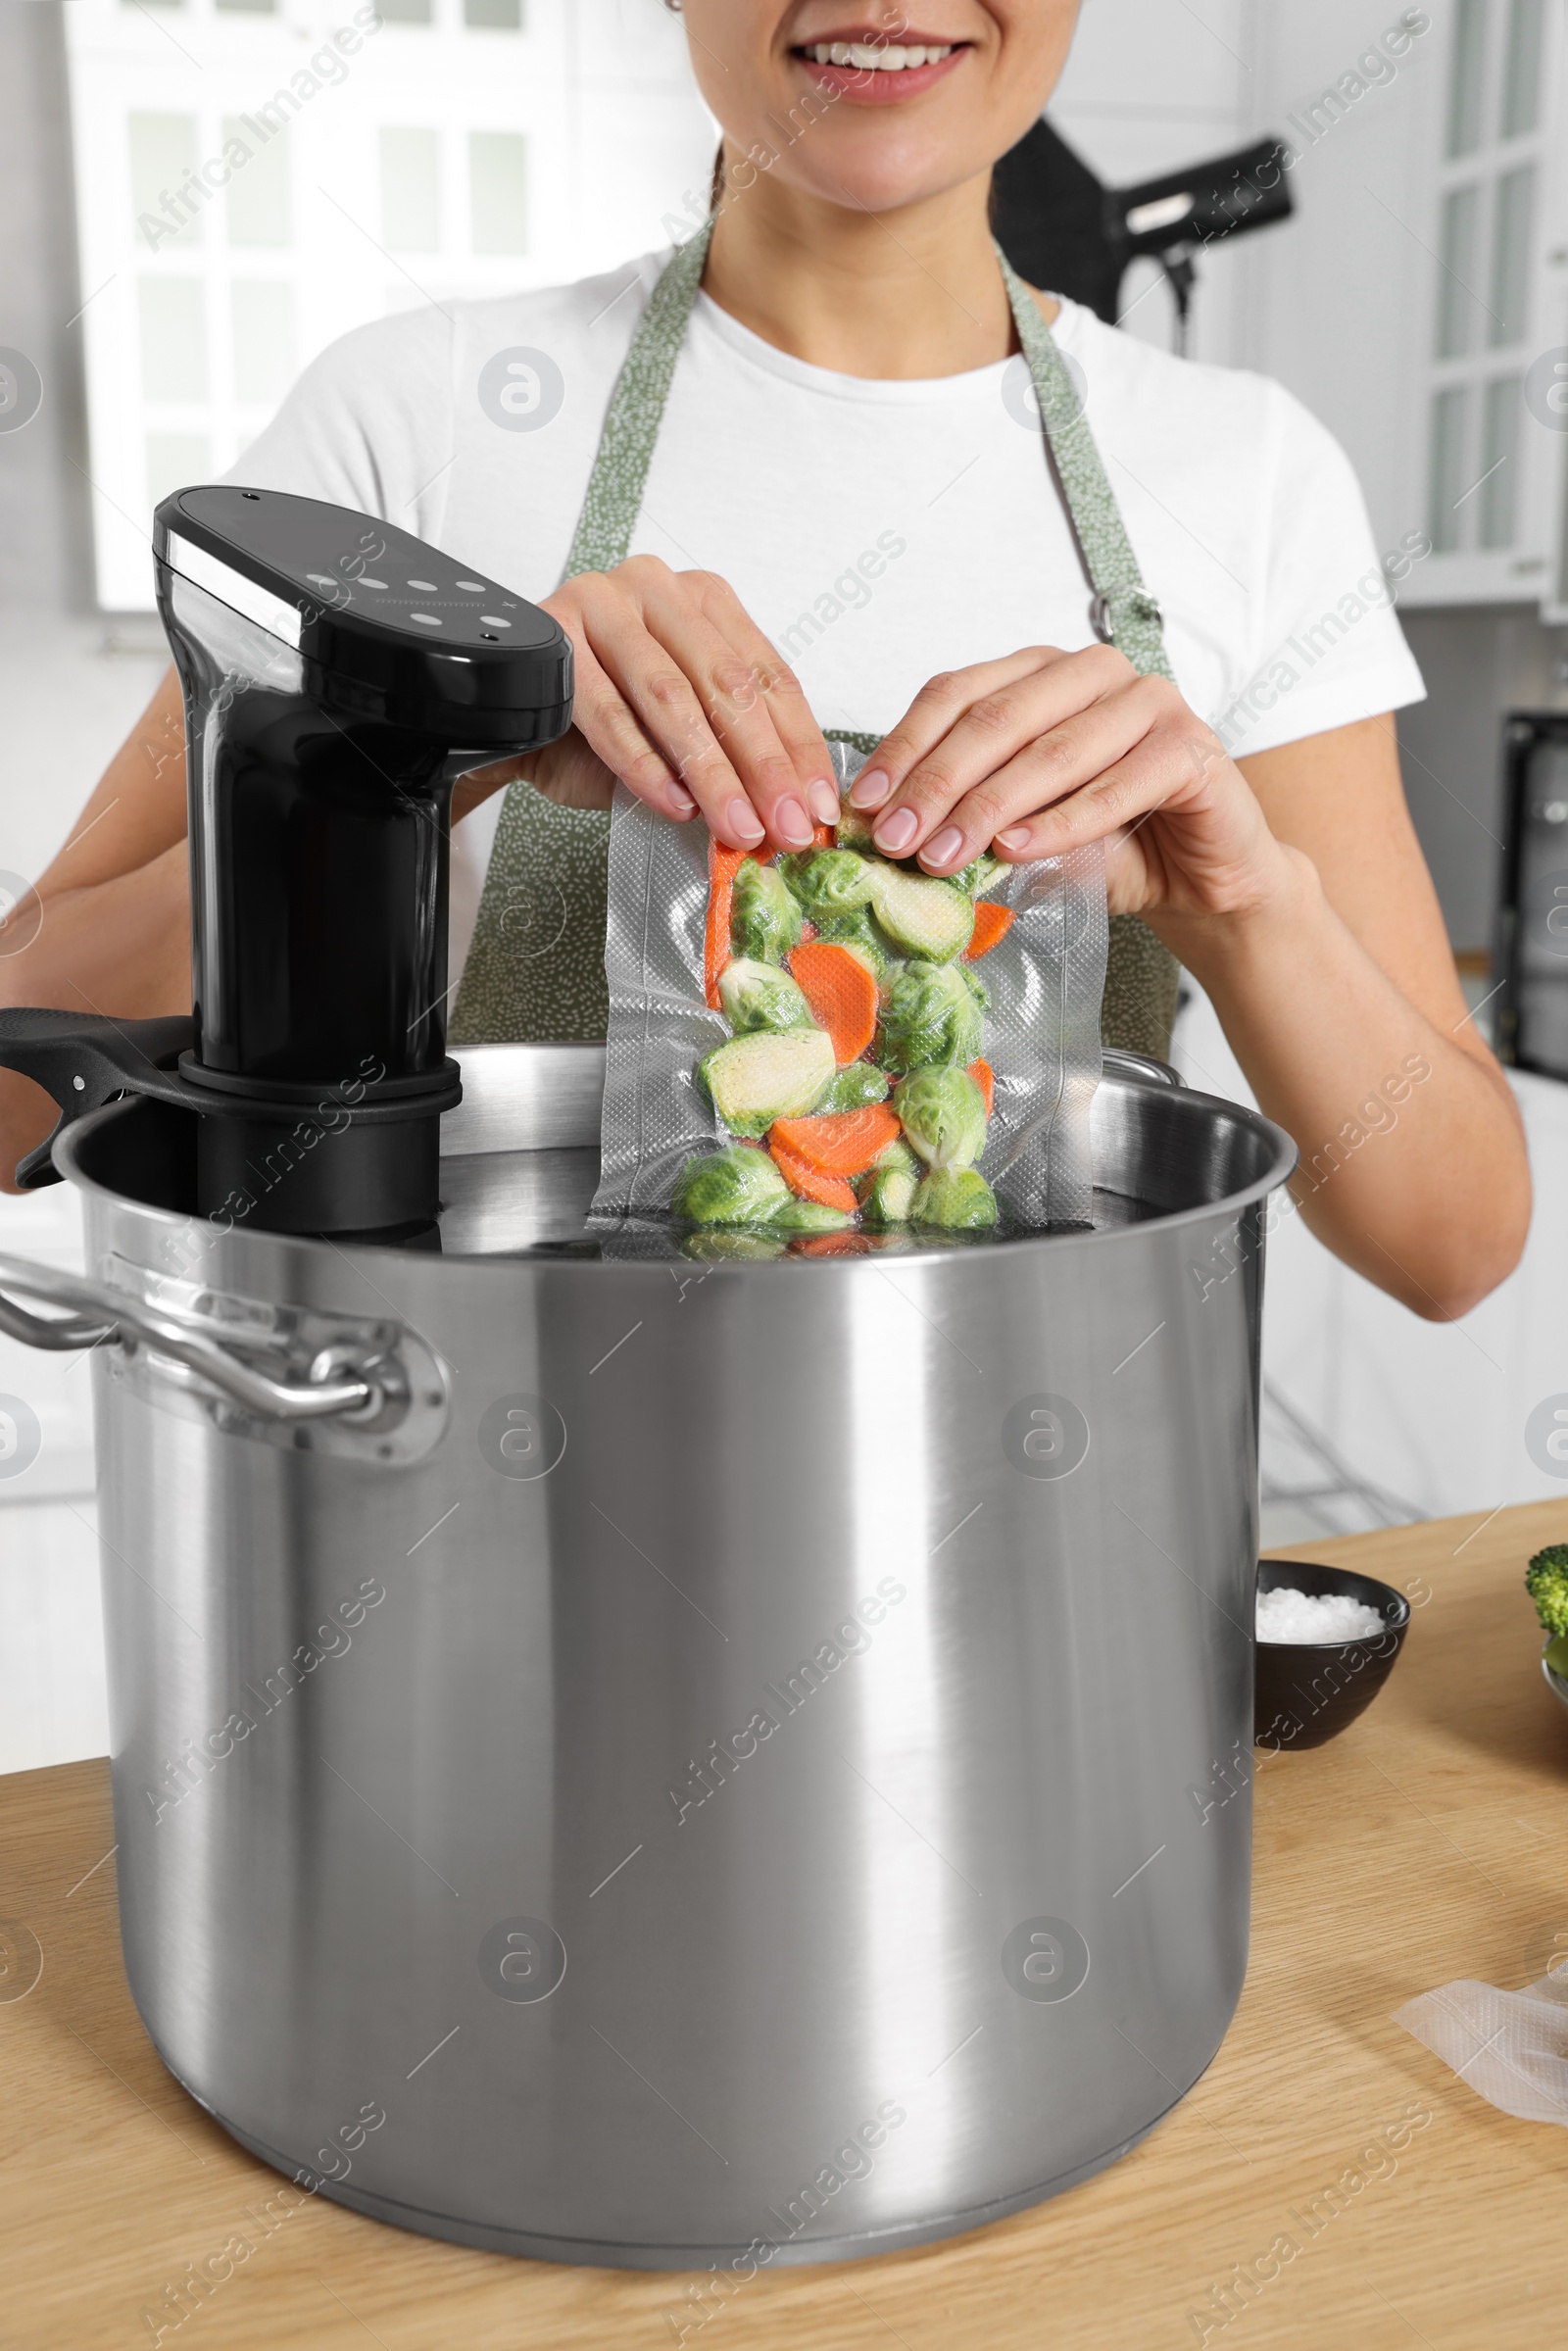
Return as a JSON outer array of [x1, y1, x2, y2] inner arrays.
[[0, 2, 1529, 1314]]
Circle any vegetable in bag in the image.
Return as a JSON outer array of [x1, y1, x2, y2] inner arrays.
[[592, 739, 1106, 1241]]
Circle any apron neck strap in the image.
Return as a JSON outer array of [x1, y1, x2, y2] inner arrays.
[[993, 243, 1172, 681], [561, 220, 716, 582], [561, 216, 1173, 683]]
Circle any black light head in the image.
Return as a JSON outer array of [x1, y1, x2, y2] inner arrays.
[[1116, 136, 1295, 262]]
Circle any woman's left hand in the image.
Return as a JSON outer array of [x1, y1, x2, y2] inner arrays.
[[851, 644, 1296, 926]]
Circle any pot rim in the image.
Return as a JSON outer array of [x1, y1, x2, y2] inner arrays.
[[51, 1050, 1298, 1274]]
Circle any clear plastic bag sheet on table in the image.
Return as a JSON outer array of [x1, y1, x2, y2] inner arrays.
[[1395, 1964, 1568, 2126], [591, 740, 1107, 1234]]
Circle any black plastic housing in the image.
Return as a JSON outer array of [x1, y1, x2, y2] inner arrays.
[[155, 485, 572, 1095], [1494, 709, 1568, 1079], [115, 484, 577, 1230]]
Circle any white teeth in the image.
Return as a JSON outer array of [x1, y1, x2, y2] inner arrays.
[[810, 39, 953, 70]]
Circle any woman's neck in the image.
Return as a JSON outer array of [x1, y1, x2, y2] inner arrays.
[[701, 168, 1053, 380]]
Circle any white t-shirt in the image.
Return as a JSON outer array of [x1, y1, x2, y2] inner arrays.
[[229, 248, 1425, 987]]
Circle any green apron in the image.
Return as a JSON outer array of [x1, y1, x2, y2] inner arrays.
[[452, 222, 1180, 1059]]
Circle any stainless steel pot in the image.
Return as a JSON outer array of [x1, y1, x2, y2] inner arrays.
[[0, 1045, 1293, 2269]]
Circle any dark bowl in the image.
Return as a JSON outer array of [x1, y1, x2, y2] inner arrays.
[[1254, 1558, 1411, 1750]]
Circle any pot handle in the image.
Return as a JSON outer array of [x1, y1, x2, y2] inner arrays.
[[0, 1250, 385, 1424], [1102, 1047, 1185, 1089]]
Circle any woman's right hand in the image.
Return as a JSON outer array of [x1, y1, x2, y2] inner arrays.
[[456, 557, 839, 852]]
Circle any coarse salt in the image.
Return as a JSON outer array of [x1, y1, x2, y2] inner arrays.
[[1255, 1586, 1385, 1644]]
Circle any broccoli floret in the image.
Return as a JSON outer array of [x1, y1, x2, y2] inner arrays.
[[1525, 1544, 1568, 1636]]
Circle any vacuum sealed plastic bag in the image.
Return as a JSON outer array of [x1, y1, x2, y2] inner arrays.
[[1395, 1966, 1568, 2127], [592, 741, 1106, 1238]]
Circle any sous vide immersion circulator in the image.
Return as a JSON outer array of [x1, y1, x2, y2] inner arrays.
[[0, 486, 573, 1236], [157, 486, 572, 1232]]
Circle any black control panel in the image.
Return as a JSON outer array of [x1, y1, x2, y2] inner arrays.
[[154, 484, 572, 745]]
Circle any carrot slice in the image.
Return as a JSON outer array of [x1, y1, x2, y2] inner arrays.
[[704, 843, 749, 1009], [968, 1058, 995, 1116], [769, 1103, 901, 1178], [787, 941, 879, 1065], [768, 1137, 858, 1212], [809, 820, 836, 849], [964, 902, 1014, 959]]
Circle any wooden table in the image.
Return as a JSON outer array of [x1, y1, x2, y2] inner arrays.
[[5, 1502, 1567, 2351]]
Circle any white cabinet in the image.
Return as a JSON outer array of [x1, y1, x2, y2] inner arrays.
[[1244, 0, 1568, 614], [1174, 981, 1568, 1527]]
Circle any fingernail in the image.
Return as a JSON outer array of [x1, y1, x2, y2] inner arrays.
[[667, 784, 697, 816], [873, 807, 918, 854], [850, 767, 891, 810], [808, 778, 841, 826], [996, 825, 1031, 852], [726, 796, 765, 845], [922, 824, 964, 870], [773, 797, 813, 848]]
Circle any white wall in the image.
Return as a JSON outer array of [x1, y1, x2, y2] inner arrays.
[[1239, 0, 1444, 554]]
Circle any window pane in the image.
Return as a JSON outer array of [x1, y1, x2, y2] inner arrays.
[[376, 0, 433, 20], [1446, 0, 1488, 156], [223, 115, 291, 246], [466, 0, 523, 22], [469, 130, 527, 253], [146, 432, 212, 517], [381, 127, 441, 250], [129, 113, 199, 251], [138, 277, 208, 401], [230, 280, 295, 405], [1436, 184, 1481, 357], [1428, 386, 1471, 552], [1479, 376, 1521, 547], [1499, 0, 1544, 135], [1489, 163, 1535, 345]]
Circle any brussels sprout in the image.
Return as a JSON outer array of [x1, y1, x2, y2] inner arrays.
[[894, 1065, 990, 1170], [832, 803, 876, 851], [815, 1061, 891, 1112], [956, 852, 1006, 897], [698, 1025, 836, 1136], [858, 1136, 919, 1225], [717, 955, 815, 1036], [682, 1227, 788, 1262], [778, 848, 878, 917], [960, 965, 991, 1011], [876, 959, 983, 1073], [811, 904, 895, 982], [730, 857, 804, 964], [865, 865, 975, 960], [671, 1144, 791, 1226], [768, 1197, 856, 1234], [911, 1165, 999, 1229]]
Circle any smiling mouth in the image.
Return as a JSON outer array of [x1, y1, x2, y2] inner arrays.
[[795, 36, 964, 70]]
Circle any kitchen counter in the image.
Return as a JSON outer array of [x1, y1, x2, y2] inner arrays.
[[4, 1501, 1567, 2351]]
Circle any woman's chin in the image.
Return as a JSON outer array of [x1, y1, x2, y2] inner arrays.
[[763, 139, 988, 221]]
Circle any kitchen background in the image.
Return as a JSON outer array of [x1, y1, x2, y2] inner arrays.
[[2, 0, 1567, 1769]]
